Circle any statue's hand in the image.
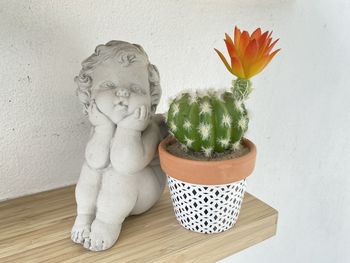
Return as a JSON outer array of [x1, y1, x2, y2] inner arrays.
[[118, 105, 151, 131], [88, 100, 113, 127]]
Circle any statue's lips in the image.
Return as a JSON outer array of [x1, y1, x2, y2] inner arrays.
[[113, 104, 128, 111]]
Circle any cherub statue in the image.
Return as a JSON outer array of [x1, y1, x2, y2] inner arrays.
[[71, 41, 167, 251]]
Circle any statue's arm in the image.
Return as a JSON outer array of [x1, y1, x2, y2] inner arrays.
[[84, 101, 115, 170], [111, 120, 161, 174], [85, 124, 115, 169]]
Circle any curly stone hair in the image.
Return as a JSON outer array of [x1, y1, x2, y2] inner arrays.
[[74, 40, 161, 114]]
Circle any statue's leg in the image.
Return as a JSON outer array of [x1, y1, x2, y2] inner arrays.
[[150, 155, 167, 192], [84, 169, 138, 251], [71, 162, 102, 244], [130, 164, 166, 216]]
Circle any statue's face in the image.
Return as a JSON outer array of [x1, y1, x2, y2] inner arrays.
[[90, 55, 151, 124]]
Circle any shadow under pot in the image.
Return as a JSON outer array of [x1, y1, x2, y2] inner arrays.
[[158, 136, 257, 234]]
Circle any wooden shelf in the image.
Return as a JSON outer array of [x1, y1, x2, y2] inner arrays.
[[0, 186, 277, 263]]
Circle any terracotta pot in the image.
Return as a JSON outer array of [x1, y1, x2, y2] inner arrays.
[[158, 137, 257, 185], [158, 136, 257, 233]]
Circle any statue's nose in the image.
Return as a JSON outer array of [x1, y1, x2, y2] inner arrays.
[[115, 87, 130, 98]]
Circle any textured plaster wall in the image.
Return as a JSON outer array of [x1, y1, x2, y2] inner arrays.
[[1, 0, 349, 262]]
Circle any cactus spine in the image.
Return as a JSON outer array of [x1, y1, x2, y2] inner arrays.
[[167, 79, 251, 156]]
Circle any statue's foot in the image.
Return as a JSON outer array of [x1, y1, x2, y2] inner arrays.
[[83, 218, 121, 251], [71, 214, 94, 244]]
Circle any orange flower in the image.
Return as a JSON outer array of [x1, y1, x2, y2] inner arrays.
[[214, 26, 280, 79]]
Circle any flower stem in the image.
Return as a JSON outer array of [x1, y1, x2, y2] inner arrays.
[[232, 78, 253, 101]]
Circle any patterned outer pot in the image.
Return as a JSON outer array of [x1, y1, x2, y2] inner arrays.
[[158, 137, 256, 234]]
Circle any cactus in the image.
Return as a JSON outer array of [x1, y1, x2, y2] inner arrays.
[[166, 26, 280, 157], [167, 79, 251, 156]]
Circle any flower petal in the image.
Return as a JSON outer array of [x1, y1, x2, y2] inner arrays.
[[247, 48, 280, 78], [267, 48, 281, 62], [264, 38, 279, 56], [224, 34, 239, 58], [215, 26, 280, 79], [246, 57, 269, 78], [257, 31, 270, 58], [243, 39, 259, 67], [234, 26, 241, 50], [231, 57, 245, 78], [258, 31, 269, 47], [263, 31, 273, 49], [214, 48, 234, 75], [251, 28, 261, 40], [239, 31, 250, 56]]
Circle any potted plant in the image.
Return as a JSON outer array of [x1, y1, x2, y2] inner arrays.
[[159, 26, 280, 233]]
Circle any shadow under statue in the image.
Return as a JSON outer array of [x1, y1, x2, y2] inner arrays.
[[71, 41, 167, 251]]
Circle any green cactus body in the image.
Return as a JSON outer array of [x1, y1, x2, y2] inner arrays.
[[167, 85, 249, 156]]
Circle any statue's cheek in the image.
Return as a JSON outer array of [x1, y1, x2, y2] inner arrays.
[[127, 94, 152, 113], [95, 91, 115, 116]]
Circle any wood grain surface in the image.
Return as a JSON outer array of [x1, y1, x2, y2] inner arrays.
[[0, 186, 277, 263]]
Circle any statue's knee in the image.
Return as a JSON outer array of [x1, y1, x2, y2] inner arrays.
[[85, 156, 109, 170]]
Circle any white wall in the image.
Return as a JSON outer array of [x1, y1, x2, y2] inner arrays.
[[1, 0, 349, 262]]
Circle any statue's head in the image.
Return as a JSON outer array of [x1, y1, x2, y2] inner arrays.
[[75, 40, 161, 124]]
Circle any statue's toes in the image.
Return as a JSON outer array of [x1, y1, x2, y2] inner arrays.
[[77, 228, 90, 244], [71, 226, 90, 244], [71, 230, 82, 244], [88, 233, 110, 251], [87, 219, 121, 251], [71, 231, 78, 243], [90, 239, 104, 251], [83, 237, 91, 249]]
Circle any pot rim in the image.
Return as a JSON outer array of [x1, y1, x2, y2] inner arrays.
[[158, 136, 257, 185]]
